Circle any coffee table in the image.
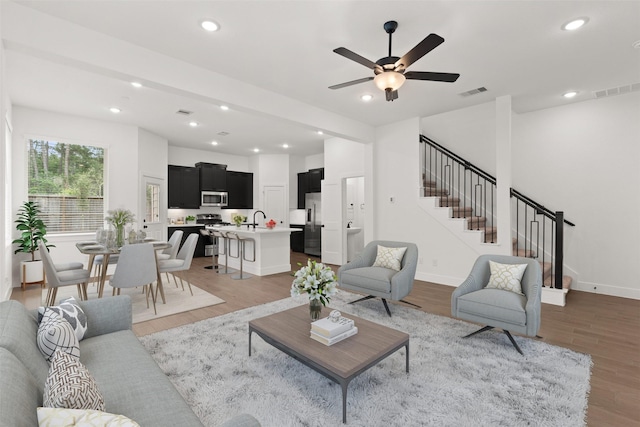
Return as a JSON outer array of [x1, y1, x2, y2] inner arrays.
[[248, 304, 409, 423]]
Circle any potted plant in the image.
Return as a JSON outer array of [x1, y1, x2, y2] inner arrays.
[[291, 259, 338, 320], [105, 209, 135, 248], [13, 201, 52, 287], [185, 215, 196, 225]]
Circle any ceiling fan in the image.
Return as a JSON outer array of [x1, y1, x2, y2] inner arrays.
[[329, 21, 460, 101]]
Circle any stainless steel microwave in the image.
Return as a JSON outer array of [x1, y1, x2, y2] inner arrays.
[[201, 191, 228, 207]]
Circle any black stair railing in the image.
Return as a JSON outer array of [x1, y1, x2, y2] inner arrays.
[[420, 135, 575, 289]]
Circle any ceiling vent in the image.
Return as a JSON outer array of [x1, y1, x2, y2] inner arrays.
[[176, 109, 193, 115], [217, 131, 230, 136], [459, 87, 488, 97], [593, 83, 640, 99]]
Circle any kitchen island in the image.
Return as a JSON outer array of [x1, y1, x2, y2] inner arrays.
[[216, 226, 302, 276]]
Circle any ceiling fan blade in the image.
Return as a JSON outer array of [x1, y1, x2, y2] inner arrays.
[[333, 47, 381, 71], [329, 77, 374, 90], [385, 90, 399, 102], [394, 33, 445, 70], [404, 71, 460, 83]]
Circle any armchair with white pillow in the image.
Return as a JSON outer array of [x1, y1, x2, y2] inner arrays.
[[451, 254, 542, 355], [337, 240, 419, 316]]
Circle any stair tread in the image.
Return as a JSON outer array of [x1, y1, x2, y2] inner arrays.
[[544, 275, 572, 290]]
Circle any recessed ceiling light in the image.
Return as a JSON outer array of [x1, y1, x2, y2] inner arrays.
[[210, 141, 218, 146], [220, 105, 229, 111], [563, 91, 578, 98], [201, 20, 220, 32], [253, 148, 260, 153], [633, 40, 640, 49], [282, 144, 289, 149], [317, 130, 323, 135], [109, 107, 121, 113], [130, 82, 142, 88], [361, 94, 373, 102], [562, 17, 589, 31], [189, 121, 199, 127]]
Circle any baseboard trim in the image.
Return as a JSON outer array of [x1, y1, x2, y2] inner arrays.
[[573, 280, 640, 300], [415, 271, 461, 287]]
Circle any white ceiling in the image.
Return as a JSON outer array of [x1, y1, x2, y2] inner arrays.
[[4, 1, 640, 157]]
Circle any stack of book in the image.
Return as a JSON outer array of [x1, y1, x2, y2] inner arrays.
[[310, 316, 357, 346]]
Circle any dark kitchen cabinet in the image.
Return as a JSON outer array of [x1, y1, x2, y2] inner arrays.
[[290, 224, 305, 253], [196, 162, 227, 191], [307, 168, 324, 193], [297, 172, 308, 209], [168, 165, 200, 209], [225, 171, 253, 209], [168, 226, 205, 257]]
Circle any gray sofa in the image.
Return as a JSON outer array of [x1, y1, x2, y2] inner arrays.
[[0, 295, 259, 427]]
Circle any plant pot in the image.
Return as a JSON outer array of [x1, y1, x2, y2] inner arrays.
[[20, 260, 44, 284]]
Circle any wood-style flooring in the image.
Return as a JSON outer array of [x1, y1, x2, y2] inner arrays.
[[11, 252, 640, 426]]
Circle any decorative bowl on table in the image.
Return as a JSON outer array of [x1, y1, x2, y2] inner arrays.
[[266, 219, 277, 229]]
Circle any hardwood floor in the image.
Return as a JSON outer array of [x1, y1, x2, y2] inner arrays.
[[11, 252, 640, 426]]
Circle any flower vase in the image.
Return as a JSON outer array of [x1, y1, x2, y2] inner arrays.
[[309, 299, 322, 321], [115, 225, 125, 248]]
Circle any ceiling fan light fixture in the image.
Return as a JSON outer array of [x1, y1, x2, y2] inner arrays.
[[374, 71, 406, 92]]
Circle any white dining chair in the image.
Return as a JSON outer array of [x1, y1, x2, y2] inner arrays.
[[110, 243, 159, 314], [156, 230, 183, 287], [157, 233, 198, 296], [39, 241, 91, 306]]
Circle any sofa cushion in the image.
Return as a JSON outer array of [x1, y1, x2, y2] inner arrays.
[[457, 288, 527, 326], [0, 300, 50, 387], [38, 296, 88, 341], [37, 311, 80, 362], [80, 330, 204, 426], [44, 350, 105, 411], [372, 245, 407, 271], [340, 266, 395, 294], [0, 347, 42, 427], [37, 407, 139, 426], [485, 261, 527, 295]]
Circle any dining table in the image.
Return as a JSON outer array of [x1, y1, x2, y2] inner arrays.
[[76, 240, 171, 303]]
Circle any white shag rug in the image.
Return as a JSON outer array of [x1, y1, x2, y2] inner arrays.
[[140, 292, 591, 427]]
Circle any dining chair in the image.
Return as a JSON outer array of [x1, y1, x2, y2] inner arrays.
[[39, 241, 91, 306], [156, 230, 183, 287], [109, 243, 159, 314], [157, 233, 199, 296]]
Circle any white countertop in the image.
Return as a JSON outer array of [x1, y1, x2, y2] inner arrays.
[[216, 225, 301, 234], [168, 224, 203, 227]]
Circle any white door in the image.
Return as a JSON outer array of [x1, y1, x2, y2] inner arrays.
[[140, 175, 164, 240], [263, 185, 285, 226], [321, 181, 342, 265]]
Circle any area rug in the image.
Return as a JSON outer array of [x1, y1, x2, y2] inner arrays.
[[139, 293, 592, 427], [43, 277, 225, 324]]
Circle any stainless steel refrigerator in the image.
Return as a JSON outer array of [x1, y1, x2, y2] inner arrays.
[[304, 192, 322, 256]]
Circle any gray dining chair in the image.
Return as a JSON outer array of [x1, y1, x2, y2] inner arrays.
[[158, 233, 199, 296], [109, 243, 159, 314], [156, 230, 183, 286], [451, 254, 542, 355], [39, 241, 91, 306]]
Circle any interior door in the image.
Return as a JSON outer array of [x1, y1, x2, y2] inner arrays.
[[263, 185, 285, 226], [321, 181, 342, 265], [141, 175, 164, 240]]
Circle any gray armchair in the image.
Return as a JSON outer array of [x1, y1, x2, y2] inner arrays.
[[451, 254, 542, 355], [337, 240, 419, 316]]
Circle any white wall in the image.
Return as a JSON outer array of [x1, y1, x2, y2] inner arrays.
[[305, 153, 324, 171], [0, 16, 12, 300], [10, 106, 140, 286], [138, 128, 168, 238], [256, 154, 290, 221]]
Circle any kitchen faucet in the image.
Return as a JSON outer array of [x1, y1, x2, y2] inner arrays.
[[347, 221, 353, 228], [253, 210, 266, 229]]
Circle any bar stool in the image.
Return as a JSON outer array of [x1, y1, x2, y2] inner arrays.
[[225, 232, 254, 280], [199, 229, 217, 270], [214, 231, 236, 275]]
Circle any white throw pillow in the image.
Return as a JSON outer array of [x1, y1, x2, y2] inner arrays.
[[372, 245, 407, 271], [37, 311, 80, 362], [43, 350, 105, 411], [38, 296, 88, 341], [37, 408, 140, 427], [485, 261, 528, 295]]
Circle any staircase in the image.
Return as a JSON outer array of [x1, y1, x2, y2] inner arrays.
[[419, 135, 575, 301]]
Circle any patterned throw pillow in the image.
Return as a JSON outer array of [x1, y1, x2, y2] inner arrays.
[[38, 296, 88, 341], [485, 261, 528, 295], [372, 245, 407, 271], [37, 311, 80, 362], [43, 350, 105, 411], [37, 407, 140, 427]]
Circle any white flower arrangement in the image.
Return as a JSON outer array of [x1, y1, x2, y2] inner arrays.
[[231, 213, 247, 226], [291, 259, 338, 306], [105, 209, 135, 228]]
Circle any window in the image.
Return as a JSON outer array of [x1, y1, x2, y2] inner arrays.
[[145, 182, 160, 224], [27, 138, 105, 234]]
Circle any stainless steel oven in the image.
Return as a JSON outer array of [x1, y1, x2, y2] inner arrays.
[[201, 191, 228, 207]]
